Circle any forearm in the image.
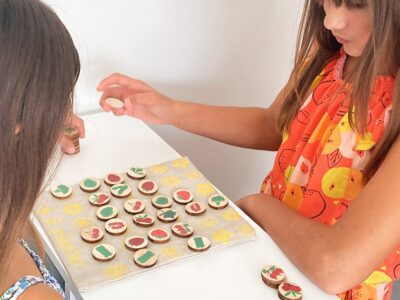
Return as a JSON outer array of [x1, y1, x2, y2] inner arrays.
[[237, 193, 366, 294], [168, 100, 282, 150]]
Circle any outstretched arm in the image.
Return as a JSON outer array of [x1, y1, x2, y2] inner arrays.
[[97, 73, 288, 151]]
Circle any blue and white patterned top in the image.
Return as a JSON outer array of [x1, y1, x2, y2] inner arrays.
[[0, 240, 65, 300]]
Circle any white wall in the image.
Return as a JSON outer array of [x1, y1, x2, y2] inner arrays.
[[44, 0, 303, 200]]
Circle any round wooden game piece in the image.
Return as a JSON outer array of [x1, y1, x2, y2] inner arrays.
[[156, 208, 178, 223], [133, 249, 157, 268], [208, 194, 229, 209], [110, 183, 131, 198], [185, 201, 206, 216], [261, 265, 287, 288], [171, 223, 194, 238], [96, 205, 118, 221], [88, 192, 111, 207], [104, 173, 124, 186], [151, 195, 173, 209], [50, 184, 73, 199], [79, 177, 101, 192], [188, 236, 211, 252], [64, 126, 80, 139], [133, 214, 155, 227], [105, 218, 128, 235], [124, 235, 148, 251], [137, 179, 158, 195], [278, 282, 303, 300], [147, 228, 170, 244], [92, 243, 116, 262], [124, 198, 145, 214], [64, 126, 80, 154], [127, 167, 147, 180], [172, 189, 193, 204], [80, 226, 104, 243], [105, 97, 125, 109]]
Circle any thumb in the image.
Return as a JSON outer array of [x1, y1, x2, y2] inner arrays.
[[60, 136, 77, 155]]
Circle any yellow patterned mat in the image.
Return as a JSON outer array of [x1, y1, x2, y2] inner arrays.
[[34, 157, 256, 292]]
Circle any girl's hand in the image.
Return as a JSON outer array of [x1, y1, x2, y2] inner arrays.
[[60, 113, 85, 154], [97, 73, 174, 125]]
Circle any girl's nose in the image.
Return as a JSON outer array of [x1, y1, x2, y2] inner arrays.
[[324, 10, 347, 31]]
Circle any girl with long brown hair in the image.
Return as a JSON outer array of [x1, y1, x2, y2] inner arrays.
[[97, 0, 400, 298], [0, 0, 82, 299]]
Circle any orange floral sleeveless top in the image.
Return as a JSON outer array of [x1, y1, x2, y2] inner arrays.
[[261, 50, 398, 300]]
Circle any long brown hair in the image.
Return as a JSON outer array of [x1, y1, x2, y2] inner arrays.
[[278, 0, 400, 183], [0, 0, 80, 278]]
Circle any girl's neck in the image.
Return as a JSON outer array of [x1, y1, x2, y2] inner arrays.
[[342, 55, 359, 83]]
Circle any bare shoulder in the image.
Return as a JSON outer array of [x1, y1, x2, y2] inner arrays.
[[18, 283, 63, 300], [4, 242, 63, 300]]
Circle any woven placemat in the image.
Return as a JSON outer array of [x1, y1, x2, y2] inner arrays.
[[34, 157, 256, 292]]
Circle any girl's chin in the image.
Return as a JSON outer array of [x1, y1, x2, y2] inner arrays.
[[342, 44, 363, 58]]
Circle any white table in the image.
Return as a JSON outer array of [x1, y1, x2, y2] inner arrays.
[[33, 112, 337, 300]]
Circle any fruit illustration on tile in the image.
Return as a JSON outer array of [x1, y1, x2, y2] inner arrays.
[[124, 199, 145, 214], [110, 184, 131, 198], [157, 208, 178, 223], [51, 184, 73, 199], [151, 195, 173, 209], [171, 223, 194, 238], [137, 179, 158, 195], [261, 265, 286, 288], [148, 228, 170, 243], [173, 189, 193, 204], [185, 201, 206, 216], [80, 226, 104, 243], [88, 192, 111, 207], [104, 173, 124, 186], [133, 214, 155, 227], [278, 282, 303, 300], [124, 235, 148, 251], [208, 194, 229, 209], [127, 167, 147, 180]]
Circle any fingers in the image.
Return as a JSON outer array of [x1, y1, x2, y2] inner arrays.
[[99, 86, 127, 112], [97, 73, 151, 93], [59, 135, 76, 154], [70, 114, 85, 138], [60, 113, 84, 155], [107, 95, 143, 118]]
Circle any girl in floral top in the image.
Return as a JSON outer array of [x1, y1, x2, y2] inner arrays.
[[97, 0, 400, 299]]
